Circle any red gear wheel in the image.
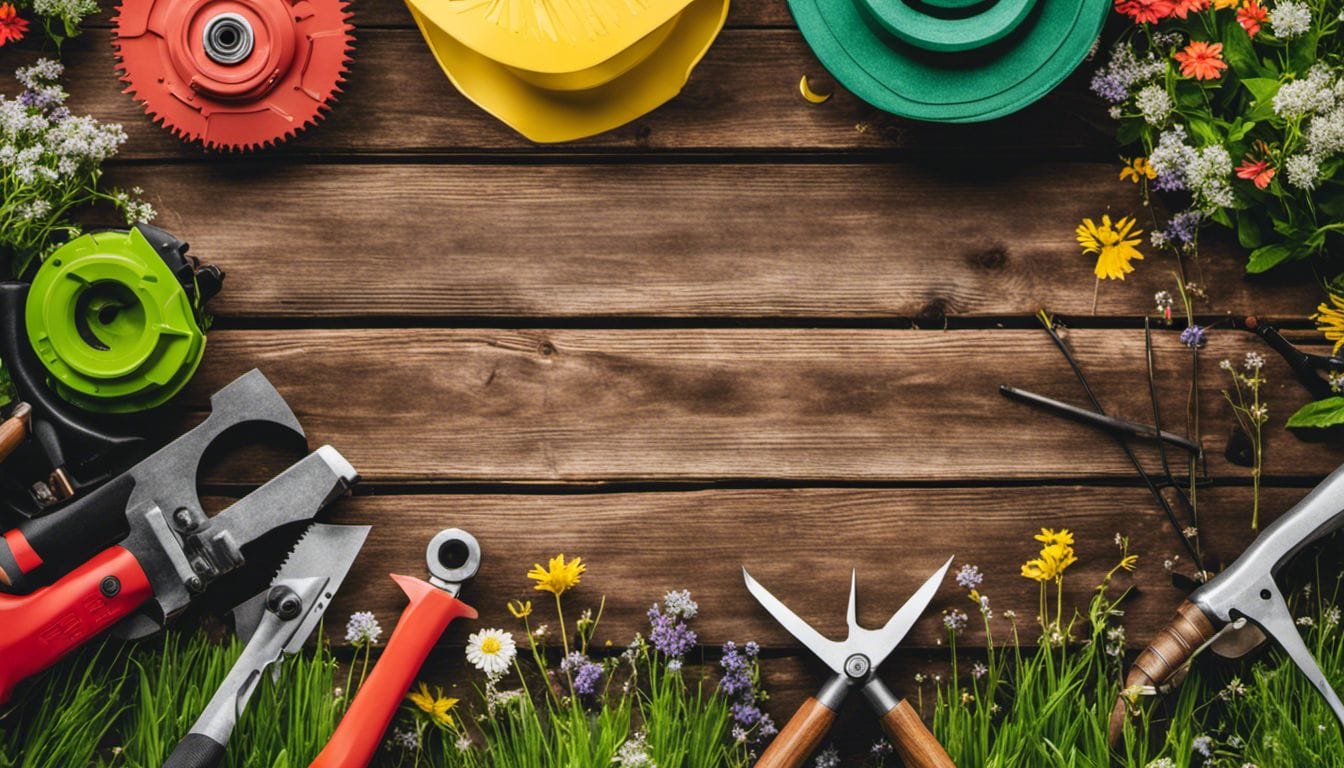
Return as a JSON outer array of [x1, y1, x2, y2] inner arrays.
[[114, 0, 353, 151]]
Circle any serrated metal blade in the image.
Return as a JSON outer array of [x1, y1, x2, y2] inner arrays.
[[232, 523, 369, 644], [205, 446, 358, 556]]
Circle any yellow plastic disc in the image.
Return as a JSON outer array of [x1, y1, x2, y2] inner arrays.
[[407, 0, 727, 142], [403, 0, 695, 74]]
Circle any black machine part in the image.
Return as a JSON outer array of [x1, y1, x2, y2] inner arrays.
[[0, 224, 225, 520]]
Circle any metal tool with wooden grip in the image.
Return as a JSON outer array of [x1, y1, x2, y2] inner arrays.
[[1111, 462, 1344, 742], [744, 559, 956, 768], [310, 529, 480, 768]]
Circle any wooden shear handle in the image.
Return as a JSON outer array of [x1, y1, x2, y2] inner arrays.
[[880, 699, 955, 768], [0, 403, 31, 464], [1109, 599, 1217, 743], [755, 697, 836, 768]]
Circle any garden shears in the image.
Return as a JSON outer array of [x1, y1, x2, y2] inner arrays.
[[165, 523, 370, 768], [0, 370, 360, 703], [311, 528, 480, 768], [1111, 462, 1344, 742], [744, 558, 956, 768]]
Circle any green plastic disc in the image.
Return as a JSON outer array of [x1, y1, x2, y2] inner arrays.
[[25, 228, 207, 414], [788, 0, 1110, 122]]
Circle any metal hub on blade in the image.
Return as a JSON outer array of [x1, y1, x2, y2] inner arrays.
[[113, 0, 354, 151]]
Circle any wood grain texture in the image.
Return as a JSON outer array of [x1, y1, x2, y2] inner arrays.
[[182, 328, 1344, 483], [756, 697, 837, 768], [882, 700, 955, 768], [84, 163, 1310, 320], [0, 30, 1109, 157], [264, 486, 1301, 651]]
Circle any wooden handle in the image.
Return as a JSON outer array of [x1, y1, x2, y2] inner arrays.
[[1109, 599, 1217, 744], [880, 699, 955, 768], [0, 403, 31, 463], [755, 697, 837, 768]]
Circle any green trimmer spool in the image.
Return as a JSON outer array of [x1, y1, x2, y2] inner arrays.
[[24, 225, 223, 414]]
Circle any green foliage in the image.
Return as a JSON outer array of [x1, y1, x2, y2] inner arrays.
[[1288, 395, 1344, 427], [0, 630, 341, 768], [1099, 1, 1344, 272]]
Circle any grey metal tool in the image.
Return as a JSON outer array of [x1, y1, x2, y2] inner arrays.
[[0, 370, 361, 705], [744, 558, 955, 768], [1112, 462, 1344, 742], [164, 523, 370, 768]]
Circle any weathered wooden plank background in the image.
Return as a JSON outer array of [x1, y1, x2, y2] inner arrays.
[[2, 0, 1336, 754]]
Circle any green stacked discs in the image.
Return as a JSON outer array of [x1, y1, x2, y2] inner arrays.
[[25, 228, 208, 414], [790, 0, 1110, 122]]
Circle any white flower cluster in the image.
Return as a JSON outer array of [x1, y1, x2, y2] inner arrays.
[[1135, 84, 1172, 126], [1270, 0, 1312, 38], [1149, 126, 1234, 209], [31, 0, 97, 26], [1268, 66, 1344, 190], [1272, 65, 1336, 120]]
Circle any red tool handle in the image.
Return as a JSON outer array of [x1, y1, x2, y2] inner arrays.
[[0, 545, 152, 703], [310, 574, 477, 768]]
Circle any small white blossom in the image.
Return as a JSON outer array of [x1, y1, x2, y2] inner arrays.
[[1270, 1, 1312, 38], [1285, 154, 1322, 189]]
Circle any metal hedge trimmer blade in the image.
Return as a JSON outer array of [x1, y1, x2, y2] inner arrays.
[[112, 0, 354, 151]]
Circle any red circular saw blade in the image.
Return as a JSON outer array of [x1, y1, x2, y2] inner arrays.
[[113, 0, 353, 151]]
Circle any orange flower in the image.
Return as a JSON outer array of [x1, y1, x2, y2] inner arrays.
[[1236, 158, 1275, 189], [1237, 142, 1276, 190], [1115, 0, 1175, 24], [1169, 0, 1209, 18], [1174, 41, 1228, 81], [0, 3, 27, 47], [1237, 0, 1268, 36]]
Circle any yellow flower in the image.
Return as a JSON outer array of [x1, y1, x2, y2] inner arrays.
[[1212, 0, 1237, 8], [1314, 293, 1344, 355], [528, 554, 586, 596], [1033, 528, 1075, 548], [406, 682, 458, 728], [1119, 157, 1157, 183], [1077, 215, 1144, 280], [507, 599, 533, 619], [1119, 554, 1139, 572]]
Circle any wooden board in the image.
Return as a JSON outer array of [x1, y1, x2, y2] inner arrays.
[[185, 328, 1344, 485], [95, 163, 1314, 320], [310, 487, 1298, 651]]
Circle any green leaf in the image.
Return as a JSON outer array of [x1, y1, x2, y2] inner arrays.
[[1222, 22, 1261, 78], [1237, 211, 1266, 249], [1287, 397, 1344, 429], [1227, 119, 1257, 142], [1246, 242, 1294, 273], [1242, 77, 1281, 122], [1116, 118, 1146, 147]]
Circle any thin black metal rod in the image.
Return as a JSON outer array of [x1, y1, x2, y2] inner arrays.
[[1035, 315, 1206, 572], [999, 385, 1203, 456]]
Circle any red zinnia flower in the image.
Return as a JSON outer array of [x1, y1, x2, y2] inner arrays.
[[0, 3, 28, 47], [1174, 41, 1228, 81], [1169, 0, 1210, 19], [1236, 158, 1276, 189], [1115, 0, 1175, 24], [1237, 0, 1268, 37]]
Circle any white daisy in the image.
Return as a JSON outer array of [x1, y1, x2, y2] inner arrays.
[[466, 628, 516, 678]]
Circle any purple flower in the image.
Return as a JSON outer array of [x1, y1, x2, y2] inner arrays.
[[1090, 72, 1129, 103], [954, 564, 983, 590], [731, 702, 763, 726], [1160, 210, 1203, 247], [1180, 325, 1206, 349], [744, 641, 759, 658], [561, 652, 603, 696], [1152, 169, 1186, 192], [648, 604, 698, 659]]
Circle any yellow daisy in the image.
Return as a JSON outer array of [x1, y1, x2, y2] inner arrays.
[[527, 554, 586, 597], [1077, 215, 1144, 280], [1314, 293, 1344, 355], [406, 682, 458, 728], [1119, 157, 1157, 183], [1033, 528, 1075, 548]]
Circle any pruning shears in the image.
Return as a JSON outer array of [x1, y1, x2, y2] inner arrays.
[[0, 370, 359, 702], [744, 559, 955, 768], [166, 523, 370, 768], [311, 528, 480, 768], [1112, 463, 1344, 742]]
